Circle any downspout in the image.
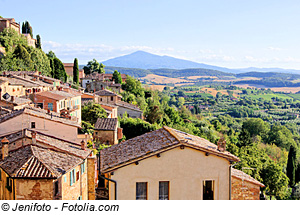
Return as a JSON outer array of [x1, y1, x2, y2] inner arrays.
[[97, 152, 117, 200], [229, 161, 240, 200]]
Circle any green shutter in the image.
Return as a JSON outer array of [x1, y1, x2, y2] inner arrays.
[[70, 171, 73, 186]]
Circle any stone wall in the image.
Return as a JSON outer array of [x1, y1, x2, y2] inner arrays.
[[87, 157, 96, 200], [15, 179, 53, 200], [231, 177, 261, 200], [93, 130, 117, 146]]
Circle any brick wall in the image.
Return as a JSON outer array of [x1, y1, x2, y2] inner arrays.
[[231, 177, 261, 200]]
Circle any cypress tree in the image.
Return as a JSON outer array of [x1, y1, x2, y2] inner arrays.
[[73, 58, 79, 84], [36, 35, 41, 49], [287, 144, 297, 187]]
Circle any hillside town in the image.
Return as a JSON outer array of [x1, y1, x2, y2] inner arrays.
[[0, 16, 289, 201]]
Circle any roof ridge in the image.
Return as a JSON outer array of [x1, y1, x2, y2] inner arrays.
[[31, 146, 56, 177], [163, 126, 184, 143]]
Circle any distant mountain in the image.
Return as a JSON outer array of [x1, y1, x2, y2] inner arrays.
[[236, 67, 300, 74], [101, 51, 235, 73]]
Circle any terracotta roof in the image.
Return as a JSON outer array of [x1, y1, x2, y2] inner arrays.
[[0, 145, 83, 178], [0, 129, 91, 178], [231, 168, 265, 187], [0, 77, 40, 87], [95, 118, 118, 130], [115, 101, 142, 112], [2, 96, 32, 105], [63, 63, 74, 67], [0, 106, 80, 127], [95, 89, 122, 97], [35, 90, 75, 100], [100, 126, 239, 172]]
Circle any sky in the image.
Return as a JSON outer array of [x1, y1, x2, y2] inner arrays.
[[1, 0, 300, 69]]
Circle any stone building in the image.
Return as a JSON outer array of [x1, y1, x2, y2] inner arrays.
[[93, 118, 123, 147], [231, 168, 265, 200], [99, 126, 240, 200], [63, 63, 85, 80], [94, 89, 143, 119], [0, 129, 96, 200], [23, 33, 36, 48], [0, 18, 20, 33]]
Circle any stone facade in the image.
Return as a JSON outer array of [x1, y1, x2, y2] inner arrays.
[[231, 177, 261, 200], [61, 160, 88, 200], [0, 18, 20, 34], [94, 130, 117, 146]]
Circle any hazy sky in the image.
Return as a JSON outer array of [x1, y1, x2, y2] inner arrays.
[[1, 0, 300, 69]]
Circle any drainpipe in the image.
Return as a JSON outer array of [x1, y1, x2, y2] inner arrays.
[[229, 161, 240, 200], [97, 152, 117, 200]]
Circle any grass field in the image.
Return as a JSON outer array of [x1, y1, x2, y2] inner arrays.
[[243, 93, 293, 101]]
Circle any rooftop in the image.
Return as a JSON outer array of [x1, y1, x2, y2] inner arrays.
[[35, 90, 77, 100], [95, 89, 122, 97], [231, 168, 265, 187], [115, 101, 142, 112], [95, 118, 118, 130], [0, 106, 80, 127], [100, 126, 239, 172]]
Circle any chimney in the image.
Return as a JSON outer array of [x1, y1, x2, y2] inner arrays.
[[11, 96, 15, 102], [81, 140, 86, 150], [217, 136, 226, 152], [31, 131, 37, 145], [1, 137, 9, 160]]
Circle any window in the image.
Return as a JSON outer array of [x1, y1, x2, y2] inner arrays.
[[81, 163, 85, 174], [76, 171, 80, 181], [136, 182, 147, 200], [159, 181, 169, 200], [37, 103, 43, 109], [6, 178, 12, 192], [77, 196, 82, 200], [70, 169, 75, 186], [111, 96, 114, 101], [203, 180, 214, 200], [48, 103, 53, 111], [31, 122, 36, 129], [64, 176, 67, 183], [54, 181, 59, 195]]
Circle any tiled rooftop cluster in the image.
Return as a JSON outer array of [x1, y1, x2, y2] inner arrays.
[[0, 129, 91, 179], [95, 118, 118, 130]]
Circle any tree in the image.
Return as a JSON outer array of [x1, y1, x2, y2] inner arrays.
[[99, 63, 105, 74], [36, 34, 41, 49], [22, 21, 33, 38], [120, 117, 159, 140], [287, 144, 297, 187], [112, 70, 122, 84], [73, 58, 79, 84], [83, 59, 100, 75], [46, 50, 57, 59], [53, 57, 67, 82], [81, 102, 107, 125]]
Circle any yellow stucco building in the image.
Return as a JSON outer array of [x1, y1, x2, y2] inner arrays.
[[100, 126, 239, 200]]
